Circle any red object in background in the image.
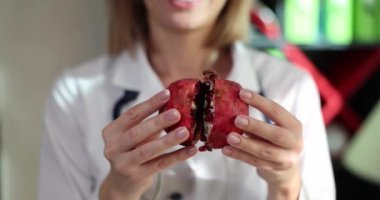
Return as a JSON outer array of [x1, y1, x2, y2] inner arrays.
[[328, 49, 380, 133], [283, 44, 343, 125], [250, 5, 281, 40], [250, 8, 343, 125]]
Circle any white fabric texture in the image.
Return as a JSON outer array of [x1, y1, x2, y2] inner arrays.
[[39, 42, 335, 200]]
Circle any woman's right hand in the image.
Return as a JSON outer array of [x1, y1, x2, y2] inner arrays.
[[99, 89, 198, 200]]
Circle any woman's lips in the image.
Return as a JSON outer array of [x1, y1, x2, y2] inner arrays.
[[169, 0, 203, 10]]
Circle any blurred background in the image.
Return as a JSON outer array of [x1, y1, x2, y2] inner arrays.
[[0, 0, 107, 199], [248, 0, 380, 198], [0, 0, 379, 199]]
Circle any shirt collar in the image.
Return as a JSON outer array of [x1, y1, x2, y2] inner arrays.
[[110, 42, 261, 95], [111, 43, 165, 97], [227, 42, 260, 93]]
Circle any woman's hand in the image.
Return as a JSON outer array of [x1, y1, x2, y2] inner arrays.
[[99, 90, 198, 200], [222, 89, 303, 200]]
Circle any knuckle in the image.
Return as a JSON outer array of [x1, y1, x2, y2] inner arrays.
[[137, 148, 151, 161], [126, 129, 139, 143], [154, 116, 164, 128], [178, 149, 190, 160], [279, 160, 292, 170], [157, 149, 187, 170], [114, 161, 132, 176], [104, 147, 117, 161], [272, 129, 286, 144], [281, 156, 296, 170], [146, 97, 158, 110], [249, 94, 259, 106], [156, 157, 171, 169], [270, 103, 283, 117], [253, 119, 265, 131], [113, 160, 125, 173], [284, 161, 292, 169], [238, 137, 247, 149], [102, 124, 113, 139], [292, 118, 303, 133], [295, 141, 304, 153], [259, 146, 272, 159], [247, 156, 258, 166], [125, 107, 139, 121], [163, 136, 176, 147]]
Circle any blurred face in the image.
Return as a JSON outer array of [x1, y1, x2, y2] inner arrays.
[[143, 0, 227, 32]]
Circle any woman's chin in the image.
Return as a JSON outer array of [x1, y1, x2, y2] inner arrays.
[[166, 15, 211, 32]]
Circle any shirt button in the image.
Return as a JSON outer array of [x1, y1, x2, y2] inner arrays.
[[168, 192, 183, 200]]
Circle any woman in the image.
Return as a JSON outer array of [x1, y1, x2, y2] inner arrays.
[[39, 0, 335, 199]]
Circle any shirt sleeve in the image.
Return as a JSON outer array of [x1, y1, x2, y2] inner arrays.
[[38, 71, 98, 200], [294, 74, 336, 200]]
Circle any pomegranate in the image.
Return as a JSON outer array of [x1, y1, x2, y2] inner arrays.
[[160, 71, 248, 151]]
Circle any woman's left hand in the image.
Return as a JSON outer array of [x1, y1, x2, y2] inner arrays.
[[222, 89, 303, 200]]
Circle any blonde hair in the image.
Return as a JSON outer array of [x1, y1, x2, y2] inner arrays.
[[107, 0, 251, 55]]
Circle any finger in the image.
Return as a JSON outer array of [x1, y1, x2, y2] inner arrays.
[[226, 132, 292, 164], [120, 108, 181, 151], [222, 146, 281, 170], [119, 127, 190, 166], [136, 131, 161, 147], [140, 146, 198, 177], [239, 89, 300, 130], [234, 115, 297, 149], [106, 89, 171, 134]]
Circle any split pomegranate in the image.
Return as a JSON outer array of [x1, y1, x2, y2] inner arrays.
[[160, 71, 249, 151]]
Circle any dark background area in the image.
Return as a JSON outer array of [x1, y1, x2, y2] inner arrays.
[[260, 0, 380, 126], [256, 0, 380, 199]]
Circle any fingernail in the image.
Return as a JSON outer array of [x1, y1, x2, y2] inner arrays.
[[222, 146, 233, 155], [227, 133, 241, 145], [165, 109, 180, 121], [187, 146, 198, 155], [235, 115, 249, 127], [159, 89, 170, 102], [175, 127, 188, 139], [239, 89, 252, 99]]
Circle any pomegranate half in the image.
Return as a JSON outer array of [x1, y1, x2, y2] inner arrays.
[[160, 71, 248, 151]]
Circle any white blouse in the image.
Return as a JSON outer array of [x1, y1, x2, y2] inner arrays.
[[39, 42, 335, 200]]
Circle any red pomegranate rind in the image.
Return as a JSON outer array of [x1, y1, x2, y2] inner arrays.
[[206, 79, 249, 149], [160, 79, 199, 146], [161, 71, 249, 151]]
